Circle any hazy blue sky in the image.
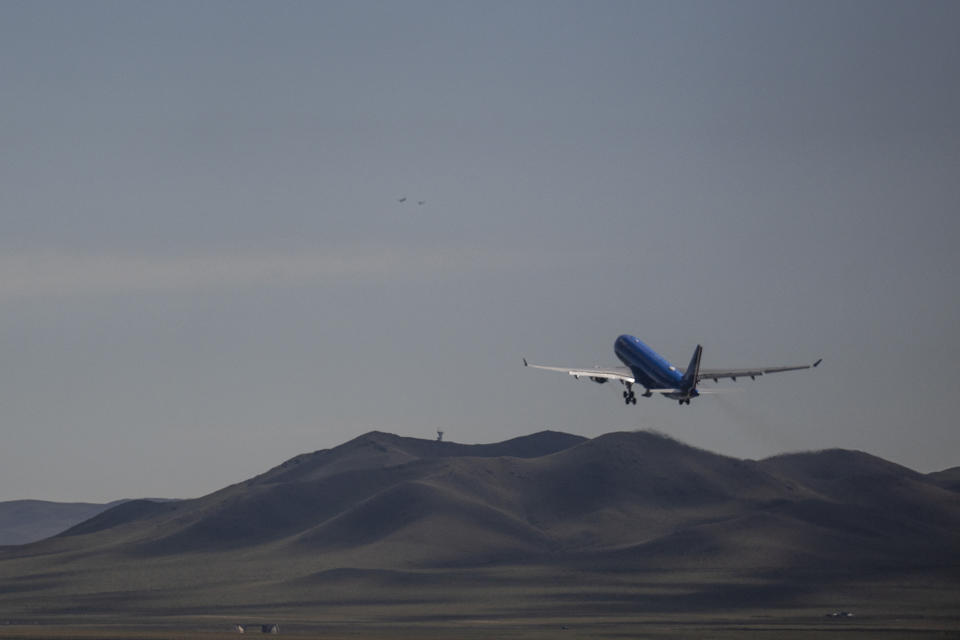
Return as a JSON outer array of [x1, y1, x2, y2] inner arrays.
[[2, 1, 958, 502]]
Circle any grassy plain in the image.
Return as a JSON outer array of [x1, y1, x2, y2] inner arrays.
[[1, 569, 957, 640]]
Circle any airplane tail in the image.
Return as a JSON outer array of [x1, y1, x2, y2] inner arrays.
[[680, 345, 703, 392]]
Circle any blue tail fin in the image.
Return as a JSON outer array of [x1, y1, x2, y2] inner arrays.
[[680, 345, 703, 392]]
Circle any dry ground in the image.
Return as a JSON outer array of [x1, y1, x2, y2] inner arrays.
[[1, 613, 959, 640]]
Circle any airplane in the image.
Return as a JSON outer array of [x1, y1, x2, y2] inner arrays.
[[524, 334, 821, 405]]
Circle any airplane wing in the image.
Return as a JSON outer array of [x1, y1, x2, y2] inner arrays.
[[523, 359, 635, 383], [697, 358, 822, 383]]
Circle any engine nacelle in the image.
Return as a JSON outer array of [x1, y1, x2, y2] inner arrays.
[[590, 376, 608, 384]]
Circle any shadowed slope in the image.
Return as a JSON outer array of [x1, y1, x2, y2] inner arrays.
[[928, 466, 960, 492], [294, 479, 554, 565], [759, 449, 960, 533]]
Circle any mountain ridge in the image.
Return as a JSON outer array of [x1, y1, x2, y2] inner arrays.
[[1, 429, 958, 621]]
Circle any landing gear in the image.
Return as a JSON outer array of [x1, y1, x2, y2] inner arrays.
[[622, 382, 637, 405]]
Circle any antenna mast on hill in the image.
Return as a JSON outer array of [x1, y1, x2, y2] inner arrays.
[[436, 430, 444, 442]]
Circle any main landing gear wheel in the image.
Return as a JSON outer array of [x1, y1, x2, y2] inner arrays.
[[623, 383, 637, 405]]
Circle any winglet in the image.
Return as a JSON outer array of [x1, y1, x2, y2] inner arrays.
[[813, 358, 822, 368], [523, 357, 528, 367]]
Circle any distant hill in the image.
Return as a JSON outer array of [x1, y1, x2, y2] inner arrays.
[[0, 500, 120, 545], [0, 498, 179, 546], [1, 430, 957, 625]]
